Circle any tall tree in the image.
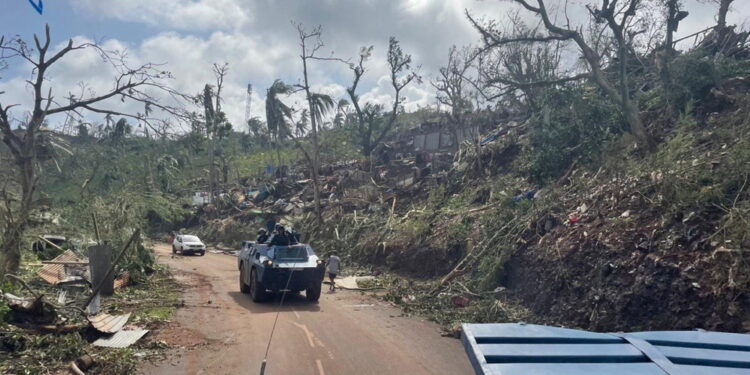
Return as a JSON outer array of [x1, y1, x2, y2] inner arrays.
[[204, 63, 232, 197], [310, 93, 335, 130], [433, 46, 477, 166], [264, 79, 294, 165], [347, 39, 421, 157], [468, 0, 656, 150], [0, 25, 186, 274], [709, 0, 735, 30], [294, 24, 341, 224]]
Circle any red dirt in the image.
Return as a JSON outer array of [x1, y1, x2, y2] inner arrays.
[[139, 243, 473, 375]]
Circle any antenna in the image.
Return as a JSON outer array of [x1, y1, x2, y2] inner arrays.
[[244, 83, 253, 132]]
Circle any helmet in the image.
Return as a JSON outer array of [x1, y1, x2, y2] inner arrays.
[[275, 224, 285, 232], [257, 228, 266, 234]]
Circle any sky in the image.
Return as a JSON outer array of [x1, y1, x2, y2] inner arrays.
[[0, 0, 748, 133]]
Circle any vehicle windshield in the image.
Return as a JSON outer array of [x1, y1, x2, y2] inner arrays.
[[270, 245, 309, 261], [182, 235, 201, 243]]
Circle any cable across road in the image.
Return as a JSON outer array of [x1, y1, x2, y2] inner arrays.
[[259, 267, 297, 375]]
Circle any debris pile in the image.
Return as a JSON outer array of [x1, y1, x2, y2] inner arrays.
[[0, 230, 168, 374]]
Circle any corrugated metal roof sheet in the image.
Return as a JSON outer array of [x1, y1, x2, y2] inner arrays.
[[87, 312, 131, 333], [462, 323, 750, 375], [37, 250, 86, 284], [92, 329, 149, 348]]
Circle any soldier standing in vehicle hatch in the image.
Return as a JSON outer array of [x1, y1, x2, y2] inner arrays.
[[327, 252, 341, 292]]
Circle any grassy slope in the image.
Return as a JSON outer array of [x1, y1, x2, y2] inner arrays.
[[301, 81, 750, 332]]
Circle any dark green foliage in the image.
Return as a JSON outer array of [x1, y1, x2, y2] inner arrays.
[[1, 332, 88, 367], [33, 242, 65, 261], [121, 242, 157, 284], [667, 52, 750, 110], [668, 52, 722, 108], [528, 87, 622, 183]]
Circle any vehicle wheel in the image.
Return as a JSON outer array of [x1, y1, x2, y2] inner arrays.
[[239, 264, 250, 294], [250, 269, 269, 302], [306, 282, 322, 302], [199, 251, 205, 256]]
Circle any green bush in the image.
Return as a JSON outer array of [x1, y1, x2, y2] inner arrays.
[[528, 86, 622, 184], [667, 52, 750, 110], [668, 52, 721, 108]]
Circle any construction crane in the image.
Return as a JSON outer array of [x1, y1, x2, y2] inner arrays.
[[244, 83, 253, 131]]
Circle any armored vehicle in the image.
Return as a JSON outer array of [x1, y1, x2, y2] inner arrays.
[[238, 242, 325, 302]]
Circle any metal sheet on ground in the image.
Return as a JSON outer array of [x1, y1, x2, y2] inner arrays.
[[88, 312, 131, 333], [93, 329, 149, 348], [37, 250, 86, 284]]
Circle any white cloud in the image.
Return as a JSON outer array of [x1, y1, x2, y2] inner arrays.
[[0, 31, 295, 132], [71, 0, 250, 30], [5, 0, 750, 134]]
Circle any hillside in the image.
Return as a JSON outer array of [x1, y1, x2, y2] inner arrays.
[[9, 54, 747, 336], [150, 76, 750, 334]]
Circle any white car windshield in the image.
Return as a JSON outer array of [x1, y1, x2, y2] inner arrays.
[[182, 235, 201, 243]]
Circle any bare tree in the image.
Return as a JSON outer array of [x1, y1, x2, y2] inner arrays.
[[470, 15, 571, 111], [710, 0, 735, 30], [294, 24, 340, 224], [0, 25, 186, 274], [201, 62, 230, 200], [468, 0, 656, 150], [346, 38, 421, 158], [433, 45, 483, 171]]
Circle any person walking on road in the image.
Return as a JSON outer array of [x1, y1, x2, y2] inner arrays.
[[327, 252, 341, 292]]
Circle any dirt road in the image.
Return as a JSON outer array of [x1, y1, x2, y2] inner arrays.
[[140, 243, 473, 375]]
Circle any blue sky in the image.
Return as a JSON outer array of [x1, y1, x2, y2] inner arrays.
[[1, 0, 748, 133]]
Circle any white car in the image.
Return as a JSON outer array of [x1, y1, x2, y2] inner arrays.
[[172, 235, 206, 256]]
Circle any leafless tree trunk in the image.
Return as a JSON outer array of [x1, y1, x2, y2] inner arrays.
[[713, 0, 735, 46], [203, 85, 217, 200], [0, 24, 187, 275], [433, 46, 481, 172], [716, 0, 733, 30], [295, 25, 327, 224], [202, 63, 229, 201], [657, 0, 688, 111]]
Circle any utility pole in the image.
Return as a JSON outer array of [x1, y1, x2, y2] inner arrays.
[[245, 83, 253, 132]]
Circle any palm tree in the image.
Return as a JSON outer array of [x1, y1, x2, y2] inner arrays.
[[265, 79, 294, 165], [265, 80, 294, 142], [266, 79, 292, 165], [309, 93, 335, 130], [333, 99, 350, 128]]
